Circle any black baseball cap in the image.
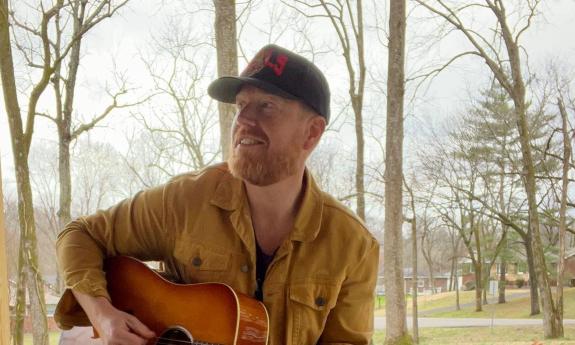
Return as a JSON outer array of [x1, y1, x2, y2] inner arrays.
[[208, 44, 330, 123]]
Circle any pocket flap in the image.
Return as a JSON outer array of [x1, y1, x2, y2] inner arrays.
[[289, 283, 338, 311], [176, 242, 229, 271]]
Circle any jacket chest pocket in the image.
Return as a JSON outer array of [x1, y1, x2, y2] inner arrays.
[[174, 242, 230, 283], [289, 282, 339, 345]]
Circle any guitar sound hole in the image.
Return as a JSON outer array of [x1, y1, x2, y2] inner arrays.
[[156, 326, 193, 345]]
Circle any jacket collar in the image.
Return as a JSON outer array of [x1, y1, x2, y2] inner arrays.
[[210, 164, 323, 243]]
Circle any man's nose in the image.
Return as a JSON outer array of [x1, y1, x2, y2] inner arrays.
[[235, 104, 257, 127]]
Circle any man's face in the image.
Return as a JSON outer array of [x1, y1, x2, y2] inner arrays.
[[228, 85, 310, 186]]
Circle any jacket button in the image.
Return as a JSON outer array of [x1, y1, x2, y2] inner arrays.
[[192, 257, 202, 267], [241, 264, 249, 273], [315, 297, 326, 307]]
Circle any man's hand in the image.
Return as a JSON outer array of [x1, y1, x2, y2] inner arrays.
[[73, 291, 156, 345]]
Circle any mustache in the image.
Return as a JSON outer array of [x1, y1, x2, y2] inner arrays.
[[232, 128, 269, 144]]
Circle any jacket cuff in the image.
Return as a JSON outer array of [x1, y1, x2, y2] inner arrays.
[[54, 280, 110, 330]]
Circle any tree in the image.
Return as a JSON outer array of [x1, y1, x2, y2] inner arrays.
[[0, 1, 57, 343], [554, 91, 573, 336], [2, 1, 129, 342], [404, 177, 419, 343], [384, 0, 410, 344], [213, 0, 238, 160], [414, 0, 562, 337], [287, 0, 368, 220], [136, 19, 220, 176]]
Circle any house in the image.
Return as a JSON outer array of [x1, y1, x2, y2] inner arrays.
[[402, 268, 457, 294], [551, 248, 575, 287], [460, 258, 530, 288]]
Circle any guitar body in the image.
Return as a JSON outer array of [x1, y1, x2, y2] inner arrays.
[[104, 256, 269, 345]]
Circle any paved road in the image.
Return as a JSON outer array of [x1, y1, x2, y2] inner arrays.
[[375, 317, 575, 329]]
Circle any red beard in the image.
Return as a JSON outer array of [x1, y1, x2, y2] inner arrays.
[[228, 137, 300, 186]]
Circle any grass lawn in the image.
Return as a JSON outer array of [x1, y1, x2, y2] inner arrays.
[[24, 332, 60, 345], [373, 325, 575, 344], [430, 288, 575, 319], [23, 326, 575, 345], [375, 289, 502, 316], [375, 288, 575, 319]]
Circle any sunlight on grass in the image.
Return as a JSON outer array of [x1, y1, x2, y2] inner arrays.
[[373, 325, 575, 344], [23, 332, 60, 345], [375, 287, 575, 319], [430, 288, 575, 319]]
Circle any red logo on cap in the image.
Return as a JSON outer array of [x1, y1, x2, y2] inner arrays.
[[264, 50, 288, 76], [241, 49, 289, 77]]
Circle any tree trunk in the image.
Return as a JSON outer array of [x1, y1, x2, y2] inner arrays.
[[213, 0, 238, 161], [405, 182, 419, 344], [514, 96, 560, 337], [524, 236, 540, 315], [554, 97, 571, 337], [498, 261, 506, 304], [384, 0, 410, 344], [425, 255, 435, 294], [353, 95, 366, 221], [474, 262, 482, 312], [412, 228, 419, 343], [12, 247, 26, 345], [454, 267, 460, 311], [449, 257, 455, 291], [0, 1, 49, 343], [15, 155, 49, 345]]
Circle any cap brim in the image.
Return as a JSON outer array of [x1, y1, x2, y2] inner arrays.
[[208, 76, 297, 104]]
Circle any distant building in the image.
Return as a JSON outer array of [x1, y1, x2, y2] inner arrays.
[[402, 268, 458, 294]]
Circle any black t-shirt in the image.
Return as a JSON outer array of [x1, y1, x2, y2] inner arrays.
[[255, 242, 275, 301]]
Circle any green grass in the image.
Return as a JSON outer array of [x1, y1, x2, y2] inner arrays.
[[373, 326, 575, 344], [430, 288, 575, 319], [375, 288, 575, 319], [23, 332, 60, 345], [22, 326, 575, 345]]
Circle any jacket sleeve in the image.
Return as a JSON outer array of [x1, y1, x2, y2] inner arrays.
[[318, 238, 379, 345], [54, 183, 173, 329]]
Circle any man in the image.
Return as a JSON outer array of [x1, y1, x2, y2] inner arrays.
[[55, 44, 379, 345]]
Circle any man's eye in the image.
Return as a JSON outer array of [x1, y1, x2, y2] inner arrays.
[[261, 101, 274, 110]]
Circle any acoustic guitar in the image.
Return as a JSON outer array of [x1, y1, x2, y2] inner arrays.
[[104, 256, 269, 345]]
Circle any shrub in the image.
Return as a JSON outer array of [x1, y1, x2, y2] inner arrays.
[[515, 277, 525, 288], [463, 280, 476, 291]]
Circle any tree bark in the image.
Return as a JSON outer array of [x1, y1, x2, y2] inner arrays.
[[474, 261, 482, 312], [498, 260, 506, 304], [404, 179, 418, 343], [384, 0, 410, 344], [554, 97, 571, 336], [421, 235, 436, 294], [524, 236, 540, 315], [0, 1, 56, 343], [213, 0, 238, 161], [454, 265, 460, 310], [411, 222, 419, 343]]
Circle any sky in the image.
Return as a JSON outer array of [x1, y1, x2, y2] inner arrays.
[[1, 0, 575, 199]]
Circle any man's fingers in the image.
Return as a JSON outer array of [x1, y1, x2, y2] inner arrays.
[[114, 330, 149, 345], [126, 314, 156, 339]]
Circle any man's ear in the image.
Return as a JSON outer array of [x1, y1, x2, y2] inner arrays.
[[303, 116, 326, 151]]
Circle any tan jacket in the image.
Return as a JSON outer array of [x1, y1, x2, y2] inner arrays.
[[55, 163, 379, 345]]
